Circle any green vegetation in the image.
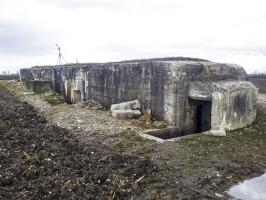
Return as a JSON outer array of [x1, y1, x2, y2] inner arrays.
[[0, 80, 24, 93], [40, 91, 64, 106], [135, 146, 155, 155], [112, 130, 147, 142]]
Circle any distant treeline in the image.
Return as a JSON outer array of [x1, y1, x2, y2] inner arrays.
[[248, 73, 266, 78], [248, 74, 266, 93], [0, 74, 19, 80]]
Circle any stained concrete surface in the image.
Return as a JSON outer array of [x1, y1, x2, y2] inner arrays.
[[25, 80, 51, 93]]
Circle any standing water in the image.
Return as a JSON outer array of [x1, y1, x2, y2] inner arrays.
[[227, 172, 266, 200]]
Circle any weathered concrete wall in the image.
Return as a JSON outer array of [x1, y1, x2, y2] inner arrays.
[[25, 80, 51, 93], [211, 82, 258, 130], [189, 81, 258, 131], [21, 62, 189, 127], [20, 67, 53, 82], [20, 59, 258, 132]]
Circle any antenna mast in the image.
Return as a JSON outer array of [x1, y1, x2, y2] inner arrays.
[[56, 44, 67, 65]]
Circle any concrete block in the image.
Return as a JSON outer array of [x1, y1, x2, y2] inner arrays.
[[111, 109, 142, 119], [110, 100, 141, 111]]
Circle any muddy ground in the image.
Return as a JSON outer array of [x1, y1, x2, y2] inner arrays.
[[1, 80, 266, 199]]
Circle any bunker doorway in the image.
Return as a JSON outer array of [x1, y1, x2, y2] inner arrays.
[[195, 100, 212, 133], [143, 99, 212, 141]]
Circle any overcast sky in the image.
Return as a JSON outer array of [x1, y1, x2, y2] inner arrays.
[[0, 0, 266, 73]]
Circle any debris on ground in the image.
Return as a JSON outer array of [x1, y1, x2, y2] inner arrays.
[[75, 99, 104, 110], [40, 91, 65, 106], [152, 121, 168, 129]]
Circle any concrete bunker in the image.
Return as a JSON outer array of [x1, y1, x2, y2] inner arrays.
[[20, 57, 258, 140]]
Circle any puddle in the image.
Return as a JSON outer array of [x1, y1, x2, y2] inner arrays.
[[226, 172, 266, 200]]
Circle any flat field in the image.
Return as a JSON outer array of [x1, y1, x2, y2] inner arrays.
[[1, 80, 266, 199], [249, 77, 266, 93]]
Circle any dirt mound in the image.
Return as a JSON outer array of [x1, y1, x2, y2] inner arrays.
[[0, 85, 157, 199]]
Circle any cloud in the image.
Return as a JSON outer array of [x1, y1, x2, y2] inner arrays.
[[35, 0, 129, 9], [0, 0, 266, 73], [0, 23, 54, 55], [35, 0, 183, 10]]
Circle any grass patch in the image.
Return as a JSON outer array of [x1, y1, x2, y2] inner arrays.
[[0, 80, 24, 93], [135, 146, 155, 155], [40, 91, 64, 106], [110, 142, 125, 153], [112, 130, 148, 142]]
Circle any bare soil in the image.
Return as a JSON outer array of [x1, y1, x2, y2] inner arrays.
[[1, 80, 266, 199], [0, 84, 157, 200]]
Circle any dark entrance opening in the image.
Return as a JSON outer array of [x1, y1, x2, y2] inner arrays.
[[144, 99, 212, 140], [195, 100, 212, 133], [196, 104, 203, 132]]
